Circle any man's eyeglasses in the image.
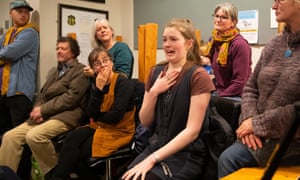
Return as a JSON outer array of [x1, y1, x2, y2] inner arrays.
[[93, 58, 110, 67], [212, 14, 229, 21]]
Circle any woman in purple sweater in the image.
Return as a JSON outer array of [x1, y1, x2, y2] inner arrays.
[[202, 2, 252, 98]]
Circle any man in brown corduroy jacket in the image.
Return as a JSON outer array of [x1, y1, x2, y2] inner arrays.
[[0, 37, 89, 176]]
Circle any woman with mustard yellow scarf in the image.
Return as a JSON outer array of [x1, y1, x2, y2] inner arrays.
[[202, 2, 252, 99]]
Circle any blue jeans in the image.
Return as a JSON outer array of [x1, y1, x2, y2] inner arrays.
[[218, 141, 258, 178]]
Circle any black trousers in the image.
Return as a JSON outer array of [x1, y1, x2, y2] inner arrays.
[[0, 95, 33, 180], [0, 95, 33, 135], [51, 127, 96, 179], [0, 166, 21, 180]]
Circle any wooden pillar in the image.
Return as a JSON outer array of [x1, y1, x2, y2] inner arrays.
[[195, 29, 201, 46], [138, 23, 158, 82], [138, 25, 146, 82], [116, 35, 123, 42], [67, 32, 77, 40]]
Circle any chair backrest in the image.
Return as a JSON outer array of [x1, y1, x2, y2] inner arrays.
[[210, 96, 241, 131], [130, 79, 145, 125], [204, 106, 235, 162], [130, 79, 153, 154], [202, 96, 241, 180]]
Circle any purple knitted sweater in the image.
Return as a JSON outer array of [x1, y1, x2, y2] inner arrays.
[[240, 29, 300, 139], [211, 34, 252, 97]]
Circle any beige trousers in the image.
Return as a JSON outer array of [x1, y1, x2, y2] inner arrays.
[[0, 119, 72, 174]]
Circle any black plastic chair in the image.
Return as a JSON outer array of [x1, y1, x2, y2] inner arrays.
[[210, 96, 241, 131], [202, 96, 241, 180], [88, 144, 135, 180]]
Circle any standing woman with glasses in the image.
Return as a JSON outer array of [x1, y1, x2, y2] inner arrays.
[[83, 18, 134, 78], [45, 48, 136, 180], [202, 2, 252, 99], [218, 0, 300, 178]]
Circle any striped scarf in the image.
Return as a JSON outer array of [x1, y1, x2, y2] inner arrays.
[[204, 28, 239, 66]]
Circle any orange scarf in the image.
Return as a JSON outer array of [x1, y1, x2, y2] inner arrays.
[[0, 23, 39, 95], [204, 28, 239, 66]]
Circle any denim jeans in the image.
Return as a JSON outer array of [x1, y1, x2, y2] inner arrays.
[[218, 141, 258, 178]]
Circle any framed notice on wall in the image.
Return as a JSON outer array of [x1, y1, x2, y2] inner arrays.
[[80, 0, 106, 3], [59, 4, 108, 64]]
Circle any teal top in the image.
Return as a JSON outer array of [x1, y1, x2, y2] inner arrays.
[[109, 42, 134, 78]]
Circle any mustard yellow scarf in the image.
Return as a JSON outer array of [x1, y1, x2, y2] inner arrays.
[[0, 23, 39, 95], [203, 28, 239, 66], [100, 72, 118, 112]]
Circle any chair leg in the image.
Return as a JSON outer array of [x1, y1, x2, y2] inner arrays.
[[105, 159, 112, 180]]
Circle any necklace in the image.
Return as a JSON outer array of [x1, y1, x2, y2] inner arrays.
[[285, 34, 292, 58]]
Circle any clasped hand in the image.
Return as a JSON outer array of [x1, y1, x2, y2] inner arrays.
[[236, 118, 262, 150], [150, 70, 179, 96], [29, 106, 44, 124]]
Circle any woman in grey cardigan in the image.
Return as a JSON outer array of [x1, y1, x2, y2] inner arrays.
[[218, 0, 300, 178]]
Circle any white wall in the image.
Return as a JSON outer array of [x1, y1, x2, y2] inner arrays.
[[37, 0, 134, 89], [135, 45, 264, 74], [0, 0, 134, 89], [0, 0, 10, 37], [0, 0, 263, 90]]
